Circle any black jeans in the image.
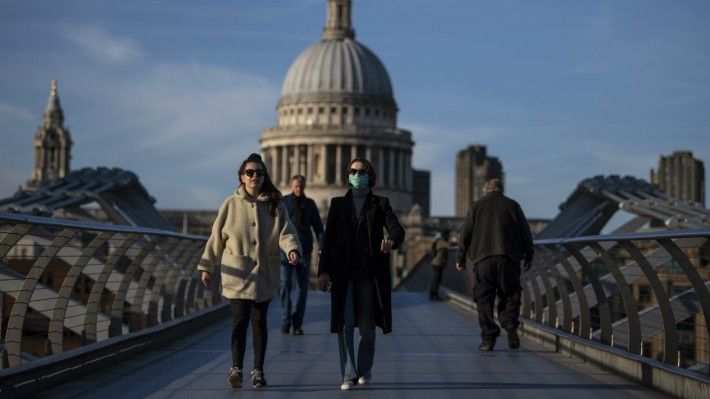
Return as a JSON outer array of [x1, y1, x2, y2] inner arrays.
[[229, 299, 270, 370], [429, 265, 444, 297], [472, 256, 521, 341]]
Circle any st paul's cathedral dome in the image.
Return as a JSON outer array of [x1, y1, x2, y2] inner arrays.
[[261, 0, 414, 214]]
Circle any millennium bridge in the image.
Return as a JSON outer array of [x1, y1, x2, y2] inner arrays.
[[0, 174, 708, 398]]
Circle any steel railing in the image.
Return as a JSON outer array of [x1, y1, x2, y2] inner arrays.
[[0, 211, 217, 368], [436, 228, 710, 374], [525, 228, 710, 372]]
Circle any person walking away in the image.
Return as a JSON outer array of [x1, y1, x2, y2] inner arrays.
[[455, 178, 534, 351], [280, 174, 325, 335], [429, 230, 450, 300], [317, 158, 405, 390], [198, 153, 301, 389]]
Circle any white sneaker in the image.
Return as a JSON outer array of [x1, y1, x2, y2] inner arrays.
[[358, 375, 372, 385], [340, 379, 355, 390]]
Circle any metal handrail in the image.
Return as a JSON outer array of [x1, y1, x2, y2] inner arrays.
[[0, 211, 215, 368], [0, 211, 206, 240], [534, 227, 710, 245], [522, 228, 710, 373]]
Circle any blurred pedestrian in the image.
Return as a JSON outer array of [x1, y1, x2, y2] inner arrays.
[[429, 230, 450, 300], [280, 174, 324, 336]]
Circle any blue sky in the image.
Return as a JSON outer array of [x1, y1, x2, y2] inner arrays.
[[1, 0, 708, 218]]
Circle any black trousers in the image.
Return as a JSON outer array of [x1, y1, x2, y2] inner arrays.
[[229, 299, 270, 370], [429, 265, 444, 297], [472, 256, 521, 341]]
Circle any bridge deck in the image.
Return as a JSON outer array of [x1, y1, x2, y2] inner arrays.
[[41, 293, 670, 398]]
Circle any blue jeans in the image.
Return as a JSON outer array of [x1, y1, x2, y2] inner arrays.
[[338, 278, 376, 381], [279, 254, 311, 329]]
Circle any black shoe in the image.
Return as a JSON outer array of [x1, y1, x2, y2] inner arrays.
[[430, 294, 444, 301], [293, 327, 304, 335], [280, 323, 290, 334], [251, 369, 267, 388], [227, 367, 243, 388], [478, 341, 495, 351], [507, 328, 520, 349]]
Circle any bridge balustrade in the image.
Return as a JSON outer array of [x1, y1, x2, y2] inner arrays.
[[0, 211, 216, 368], [434, 228, 710, 375], [524, 229, 710, 373]]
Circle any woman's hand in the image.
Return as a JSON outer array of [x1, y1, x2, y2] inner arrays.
[[288, 250, 300, 265], [380, 238, 393, 253], [201, 271, 211, 286], [317, 273, 331, 292]]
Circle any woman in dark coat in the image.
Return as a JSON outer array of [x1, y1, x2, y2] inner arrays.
[[317, 158, 405, 390]]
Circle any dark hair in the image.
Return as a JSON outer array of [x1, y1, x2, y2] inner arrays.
[[238, 153, 282, 216], [348, 158, 376, 188], [291, 174, 306, 184]]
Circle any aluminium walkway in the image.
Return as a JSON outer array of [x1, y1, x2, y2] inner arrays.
[[40, 292, 670, 399]]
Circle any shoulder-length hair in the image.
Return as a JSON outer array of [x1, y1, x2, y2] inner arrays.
[[238, 153, 282, 216]]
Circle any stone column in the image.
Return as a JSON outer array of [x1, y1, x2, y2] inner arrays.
[[319, 144, 327, 184], [405, 152, 412, 191], [335, 145, 342, 185], [294, 145, 301, 177], [387, 148, 395, 188], [270, 147, 278, 183], [399, 149, 405, 189], [306, 144, 313, 183], [378, 148, 384, 185], [365, 146, 372, 163], [281, 145, 289, 186], [350, 144, 357, 162]]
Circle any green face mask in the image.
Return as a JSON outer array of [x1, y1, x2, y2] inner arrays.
[[349, 173, 369, 190]]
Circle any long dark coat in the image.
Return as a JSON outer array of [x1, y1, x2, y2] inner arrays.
[[317, 190, 405, 334]]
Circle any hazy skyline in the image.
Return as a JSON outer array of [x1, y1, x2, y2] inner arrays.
[[1, 0, 708, 217]]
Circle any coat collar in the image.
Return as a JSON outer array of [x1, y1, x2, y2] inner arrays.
[[344, 188, 373, 202], [235, 185, 270, 202], [344, 189, 377, 237]]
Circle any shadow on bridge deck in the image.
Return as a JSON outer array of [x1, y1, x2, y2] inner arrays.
[[41, 293, 670, 399]]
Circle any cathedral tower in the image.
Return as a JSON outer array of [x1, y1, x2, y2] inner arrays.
[[27, 80, 73, 188]]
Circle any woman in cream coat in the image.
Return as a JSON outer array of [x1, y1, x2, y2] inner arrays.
[[198, 153, 301, 389]]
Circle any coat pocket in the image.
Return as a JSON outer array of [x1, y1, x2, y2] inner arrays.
[[220, 254, 255, 287]]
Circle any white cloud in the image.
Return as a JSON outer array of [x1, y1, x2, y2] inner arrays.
[[115, 62, 276, 151], [0, 102, 33, 121], [44, 59, 281, 209], [49, 59, 278, 166], [64, 26, 144, 64]]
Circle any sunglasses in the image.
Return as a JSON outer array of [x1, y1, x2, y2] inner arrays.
[[349, 168, 368, 176], [243, 169, 265, 178]]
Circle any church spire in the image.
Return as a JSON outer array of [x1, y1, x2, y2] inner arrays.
[[27, 80, 73, 188], [322, 0, 355, 40], [44, 79, 64, 125]]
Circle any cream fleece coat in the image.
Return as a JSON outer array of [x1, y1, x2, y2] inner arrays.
[[198, 186, 301, 302]]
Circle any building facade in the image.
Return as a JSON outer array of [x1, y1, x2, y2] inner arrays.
[[454, 145, 504, 216], [412, 169, 431, 218], [260, 0, 415, 214], [651, 151, 705, 206]]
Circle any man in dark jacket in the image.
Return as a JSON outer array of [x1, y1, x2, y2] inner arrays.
[[280, 175, 324, 335], [455, 178, 534, 351]]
